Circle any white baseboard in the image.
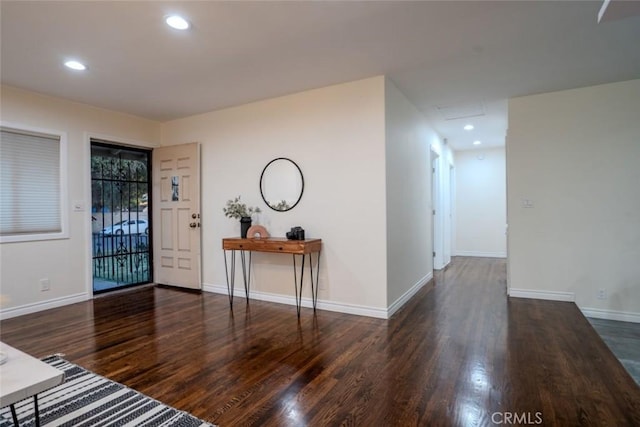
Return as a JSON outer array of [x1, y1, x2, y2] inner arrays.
[[0, 292, 90, 320], [202, 283, 388, 319], [509, 288, 575, 302], [387, 272, 433, 318], [581, 307, 640, 324], [453, 250, 507, 258]]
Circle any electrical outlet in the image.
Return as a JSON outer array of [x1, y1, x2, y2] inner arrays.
[[597, 288, 607, 300], [40, 278, 51, 291]]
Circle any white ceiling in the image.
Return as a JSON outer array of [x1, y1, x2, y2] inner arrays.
[[2, 1, 639, 151]]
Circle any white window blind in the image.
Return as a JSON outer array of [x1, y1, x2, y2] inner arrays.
[[0, 127, 62, 237]]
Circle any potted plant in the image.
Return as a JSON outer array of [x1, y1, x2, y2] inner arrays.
[[223, 196, 262, 238]]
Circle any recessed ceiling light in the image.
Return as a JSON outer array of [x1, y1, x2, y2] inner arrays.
[[473, 140, 482, 145], [64, 60, 86, 71], [464, 124, 474, 131], [165, 15, 190, 30]]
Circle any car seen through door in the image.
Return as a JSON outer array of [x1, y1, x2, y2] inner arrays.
[[101, 219, 149, 235]]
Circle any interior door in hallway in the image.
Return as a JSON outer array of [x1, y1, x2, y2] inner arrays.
[[431, 150, 444, 270], [152, 142, 201, 289]]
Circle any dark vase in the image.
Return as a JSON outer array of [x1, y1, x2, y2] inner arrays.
[[240, 216, 252, 238]]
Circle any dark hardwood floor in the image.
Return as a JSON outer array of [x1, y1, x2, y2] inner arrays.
[[2, 257, 639, 426]]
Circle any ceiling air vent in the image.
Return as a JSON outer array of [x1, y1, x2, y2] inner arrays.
[[435, 103, 485, 121]]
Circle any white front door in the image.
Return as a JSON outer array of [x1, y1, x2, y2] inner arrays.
[[152, 142, 201, 289]]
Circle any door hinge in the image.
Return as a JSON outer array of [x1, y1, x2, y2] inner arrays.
[[433, 209, 436, 215], [433, 251, 436, 258]]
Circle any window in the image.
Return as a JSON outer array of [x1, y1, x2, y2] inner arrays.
[[0, 124, 68, 243]]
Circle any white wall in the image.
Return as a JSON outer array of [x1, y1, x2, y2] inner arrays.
[[454, 148, 507, 258], [507, 79, 640, 322], [0, 85, 160, 318], [161, 77, 389, 316], [1, 76, 447, 320], [384, 78, 435, 312]]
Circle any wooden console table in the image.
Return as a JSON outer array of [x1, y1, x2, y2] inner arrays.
[[222, 237, 322, 316]]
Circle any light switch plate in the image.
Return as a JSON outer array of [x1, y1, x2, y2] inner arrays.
[[521, 199, 534, 208], [73, 200, 85, 212]]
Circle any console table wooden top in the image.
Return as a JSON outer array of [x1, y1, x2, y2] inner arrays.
[[222, 237, 322, 255]]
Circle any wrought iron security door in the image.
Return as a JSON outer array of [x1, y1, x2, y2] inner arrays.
[[91, 141, 152, 293]]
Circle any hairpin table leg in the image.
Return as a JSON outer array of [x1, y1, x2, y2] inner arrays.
[[223, 249, 236, 308], [293, 254, 306, 317], [309, 250, 321, 311]]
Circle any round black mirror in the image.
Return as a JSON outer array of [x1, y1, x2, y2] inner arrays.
[[260, 158, 304, 212]]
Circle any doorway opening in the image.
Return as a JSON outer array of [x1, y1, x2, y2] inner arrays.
[[90, 140, 152, 293], [431, 149, 443, 270]]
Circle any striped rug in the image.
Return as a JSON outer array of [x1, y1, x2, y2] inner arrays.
[[0, 356, 215, 426]]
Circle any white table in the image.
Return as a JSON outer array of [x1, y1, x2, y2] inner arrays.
[[0, 342, 65, 427]]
